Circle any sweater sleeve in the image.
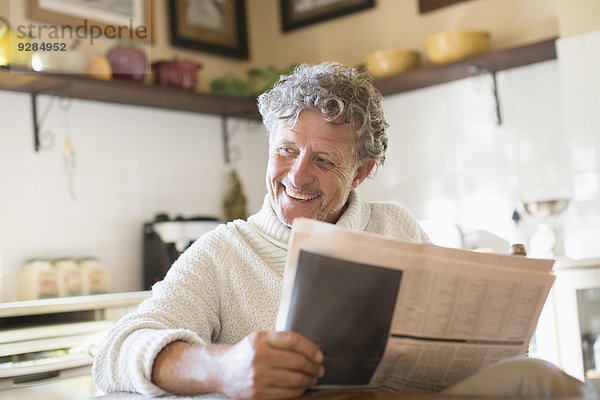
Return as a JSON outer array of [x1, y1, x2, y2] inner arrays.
[[365, 202, 431, 244], [92, 227, 230, 396]]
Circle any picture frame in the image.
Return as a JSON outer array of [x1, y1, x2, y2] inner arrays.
[[26, 0, 152, 42], [418, 0, 470, 13], [168, 0, 249, 60], [280, 0, 376, 32]]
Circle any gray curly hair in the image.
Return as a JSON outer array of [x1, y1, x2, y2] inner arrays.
[[257, 62, 388, 167]]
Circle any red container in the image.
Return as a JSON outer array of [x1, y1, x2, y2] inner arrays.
[[152, 58, 202, 91], [106, 45, 148, 82]]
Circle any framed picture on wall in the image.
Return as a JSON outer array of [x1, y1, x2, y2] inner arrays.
[[418, 0, 471, 13], [168, 0, 249, 59], [280, 0, 376, 32], [26, 0, 152, 42]]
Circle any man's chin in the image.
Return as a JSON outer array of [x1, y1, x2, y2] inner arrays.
[[275, 210, 318, 228]]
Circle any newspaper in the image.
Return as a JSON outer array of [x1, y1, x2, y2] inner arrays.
[[275, 218, 555, 392]]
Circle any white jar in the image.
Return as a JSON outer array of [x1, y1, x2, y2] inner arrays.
[[54, 258, 83, 297], [18, 259, 59, 300], [78, 258, 110, 295]]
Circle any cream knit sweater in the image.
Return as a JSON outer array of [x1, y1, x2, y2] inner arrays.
[[92, 191, 429, 396]]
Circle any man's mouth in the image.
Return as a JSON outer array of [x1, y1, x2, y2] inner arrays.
[[284, 185, 319, 201]]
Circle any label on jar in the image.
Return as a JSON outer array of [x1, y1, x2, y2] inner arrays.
[[89, 268, 108, 294], [63, 268, 83, 296], [54, 259, 83, 297], [37, 270, 59, 299]]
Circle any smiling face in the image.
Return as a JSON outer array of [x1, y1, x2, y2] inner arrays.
[[266, 110, 375, 227]]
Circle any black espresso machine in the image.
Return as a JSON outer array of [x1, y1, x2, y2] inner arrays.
[[143, 214, 221, 289]]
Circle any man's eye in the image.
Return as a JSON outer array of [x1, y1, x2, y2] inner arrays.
[[279, 147, 295, 155], [316, 158, 335, 169]]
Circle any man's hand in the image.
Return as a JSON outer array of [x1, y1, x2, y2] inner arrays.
[[216, 331, 324, 399], [152, 331, 324, 399]]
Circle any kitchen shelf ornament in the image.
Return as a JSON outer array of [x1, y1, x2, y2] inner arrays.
[[224, 169, 248, 222]]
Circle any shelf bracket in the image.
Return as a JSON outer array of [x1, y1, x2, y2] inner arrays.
[[468, 65, 502, 126], [491, 71, 502, 125], [31, 92, 41, 152], [30, 85, 70, 152], [222, 116, 231, 164]]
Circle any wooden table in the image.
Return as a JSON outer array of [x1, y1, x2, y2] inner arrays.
[[300, 391, 589, 400], [93, 389, 590, 400]]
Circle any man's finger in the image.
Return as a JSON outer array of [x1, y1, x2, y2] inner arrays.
[[267, 331, 324, 363], [260, 368, 318, 389], [264, 347, 324, 378]]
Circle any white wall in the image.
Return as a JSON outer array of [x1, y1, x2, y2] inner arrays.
[[359, 29, 600, 260], [556, 30, 600, 259], [359, 60, 568, 246], [0, 95, 269, 301]]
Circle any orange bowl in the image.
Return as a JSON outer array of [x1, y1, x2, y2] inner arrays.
[[364, 49, 421, 79], [425, 30, 490, 64]]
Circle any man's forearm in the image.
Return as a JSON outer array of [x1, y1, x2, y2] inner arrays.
[[152, 340, 225, 395]]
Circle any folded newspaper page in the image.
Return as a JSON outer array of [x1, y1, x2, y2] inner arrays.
[[276, 218, 555, 392]]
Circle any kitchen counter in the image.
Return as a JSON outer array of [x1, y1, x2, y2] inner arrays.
[[0, 292, 151, 398], [554, 257, 600, 270]]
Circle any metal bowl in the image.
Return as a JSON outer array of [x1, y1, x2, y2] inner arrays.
[[523, 199, 570, 218]]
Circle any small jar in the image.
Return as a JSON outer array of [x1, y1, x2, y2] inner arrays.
[[78, 257, 110, 295], [510, 244, 527, 257], [18, 259, 59, 300], [54, 258, 83, 297]]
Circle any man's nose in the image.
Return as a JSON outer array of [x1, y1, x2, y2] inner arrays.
[[288, 154, 314, 188]]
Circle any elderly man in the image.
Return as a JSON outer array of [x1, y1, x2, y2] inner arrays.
[[93, 63, 595, 399]]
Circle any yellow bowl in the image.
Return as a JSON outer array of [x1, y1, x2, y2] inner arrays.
[[364, 49, 421, 79], [425, 30, 490, 64]]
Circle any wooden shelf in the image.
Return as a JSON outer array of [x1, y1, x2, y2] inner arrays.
[[0, 38, 557, 119], [0, 67, 262, 120], [373, 37, 557, 96]]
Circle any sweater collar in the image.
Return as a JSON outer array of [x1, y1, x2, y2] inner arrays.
[[248, 190, 371, 250]]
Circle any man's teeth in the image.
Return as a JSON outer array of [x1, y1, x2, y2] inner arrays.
[[285, 187, 318, 200]]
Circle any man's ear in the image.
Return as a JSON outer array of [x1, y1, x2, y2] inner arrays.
[[351, 159, 376, 189]]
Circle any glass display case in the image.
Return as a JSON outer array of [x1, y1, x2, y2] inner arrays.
[[578, 287, 600, 380], [549, 258, 600, 393]]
